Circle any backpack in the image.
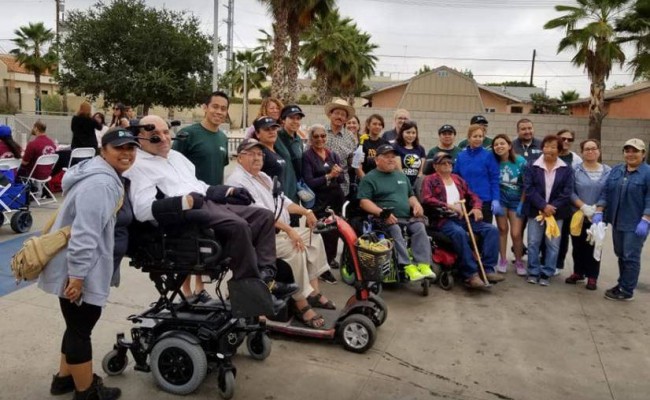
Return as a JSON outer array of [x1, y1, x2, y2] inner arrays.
[[10, 196, 123, 282]]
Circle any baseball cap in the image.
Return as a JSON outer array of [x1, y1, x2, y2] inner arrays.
[[253, 116, 281, 131], [0, 125, 11, 138], [470, 115, 488, 125], [101, 127, 141, 148], [623, 138, 646, 151], [433, 152, 453, 164], [237, 138, 265, 154], [376, 144, 397, 155], [280, 105, 305, 120], [438, 124, 456, 135]]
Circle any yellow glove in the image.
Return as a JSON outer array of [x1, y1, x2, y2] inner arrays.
[[570, 210, 584, 237], [535, 212, 561, 239]]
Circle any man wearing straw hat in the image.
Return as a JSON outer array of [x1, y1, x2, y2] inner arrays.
[[324, 99, 357, 198]]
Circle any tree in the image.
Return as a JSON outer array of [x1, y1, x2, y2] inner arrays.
[[560, 89, 580, 103], [301, 9, 377, 104], [58, 0, 212, 114], [544, 0, 627, 141], [617, 0, 650, 79], [220, 50, 267, 98], [10, 22, 57, 113], [257, 1, 290, 101], [415, 65, 432, 75], [530, 92, 562, 114]]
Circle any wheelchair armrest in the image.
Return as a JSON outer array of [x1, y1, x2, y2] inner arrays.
[[197, 237, 223, 266]]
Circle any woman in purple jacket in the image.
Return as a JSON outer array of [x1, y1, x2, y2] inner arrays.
[[523, 135, 574, 286], [302, 124, 345, 268]]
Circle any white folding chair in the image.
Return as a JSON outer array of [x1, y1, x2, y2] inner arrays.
[[24, 154, 59, 206], [0, 158, 21, 170], [67, 147, 96, 169]]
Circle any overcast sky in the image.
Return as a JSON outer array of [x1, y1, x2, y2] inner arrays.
[[0, 0, 639, 98]]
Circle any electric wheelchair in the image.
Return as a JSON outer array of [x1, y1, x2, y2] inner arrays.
[[102, 220, 275, 399]]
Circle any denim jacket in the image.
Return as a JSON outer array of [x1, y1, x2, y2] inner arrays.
[[597, 163, 650, 231]]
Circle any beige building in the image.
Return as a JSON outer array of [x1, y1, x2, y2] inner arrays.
[[568, 81, 650, 120], [0, 54, 59, 113]]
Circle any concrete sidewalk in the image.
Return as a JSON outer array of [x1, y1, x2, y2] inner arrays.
[[1, 202, 649, 400]]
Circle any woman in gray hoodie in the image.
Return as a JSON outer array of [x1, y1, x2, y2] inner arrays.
[[39, 127, 139, 400]]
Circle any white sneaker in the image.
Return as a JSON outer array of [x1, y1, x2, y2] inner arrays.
[[553, 269, 562, 276]]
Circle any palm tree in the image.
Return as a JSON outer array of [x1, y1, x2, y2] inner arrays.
[[544, 0, 627, 141], [617, 0, 650, 79], [560, 89, 581, 103], [10, 22, 57, 113], [257, 1, 290, 100], [301, 9, 377, 105], [285, 0, 335, 103], [225, 50, 267, 97]]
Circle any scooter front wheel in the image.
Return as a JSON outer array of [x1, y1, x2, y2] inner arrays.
[[339, 314, 376, 353]]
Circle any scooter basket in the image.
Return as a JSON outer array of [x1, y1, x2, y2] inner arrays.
[[355, 237, 392, 281]]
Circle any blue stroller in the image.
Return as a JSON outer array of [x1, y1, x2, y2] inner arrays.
[[0, 163, 33, 233]]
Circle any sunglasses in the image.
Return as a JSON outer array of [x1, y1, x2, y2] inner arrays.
[[561, 137, 575, 143], [312, 134, 327, 139]]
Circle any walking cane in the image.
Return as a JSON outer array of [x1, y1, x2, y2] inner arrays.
[[458, 199, 491, 287]]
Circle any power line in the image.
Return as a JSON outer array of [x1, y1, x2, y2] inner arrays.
[[360, 0, 570, 8], [375, 54, 573, 63]]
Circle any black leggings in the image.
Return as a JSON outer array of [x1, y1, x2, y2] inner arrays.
[[59, 297, 102, 365]]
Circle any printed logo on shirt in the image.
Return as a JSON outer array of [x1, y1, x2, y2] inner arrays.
[[220, 146, 227, 153], [43, 145, 56, 155], [397, 179, 407, 185], [404, 154, 422, 169]]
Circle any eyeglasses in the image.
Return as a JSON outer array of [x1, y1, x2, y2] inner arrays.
[[312, 134, 327, 139], [583, 147, 599, 152], [241, 151, 265, 158], [560, 137, 575, 143]]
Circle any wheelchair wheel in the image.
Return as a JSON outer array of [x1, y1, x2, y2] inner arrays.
[[246, 332, 271, 361], [101, 349, 128, 376], [10, 211, 32, 233], [339, 314, 376, 353], [439, 271, 454, 291], [369, 281, 382, 296], [340, 246, 357, 285], [421, 278, 430, 297], [217, 370, 236, 400], [150, 337, 207, 395], [368, 293, 388, 327]]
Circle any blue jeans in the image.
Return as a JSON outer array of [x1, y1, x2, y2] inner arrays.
[[527, 218, 563, 277], [385, 221, 432, 266], [439, 218, 499, 278], [612, 229, 646, 295]]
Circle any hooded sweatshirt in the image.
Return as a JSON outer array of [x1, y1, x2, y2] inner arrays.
[[38, 156, 124, 307]]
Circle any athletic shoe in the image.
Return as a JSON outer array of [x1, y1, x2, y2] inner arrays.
[[404, 264, 425, 281], [329, 260, 340, 269], [565, 273, 585, 284], [417, 263, 436, 279], [194, 289, 212, 303], [539, 277, 550, 286], [604, 287, 634, 301], [515, 261, 527, 276], [553, 269, 562, 276], [50, 373, 75, 395], [586, 278, 597, 291], [496, 259, 508, 274], [527, 276, 538, 284], [319, 270, 338, 285]]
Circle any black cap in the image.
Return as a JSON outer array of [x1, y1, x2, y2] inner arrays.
[[433, 152, 453, 164], [101, 127, 141, 148], [470, 115, 488, 125], [280, 105, 305, 120], [376, 144, 397, 155], [438, 124, 456, 134], [254, 116, 281, 131], [237, 138, 265, 154]]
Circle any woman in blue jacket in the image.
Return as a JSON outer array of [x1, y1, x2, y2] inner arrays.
[[594, 138, 650, 301], [523, 135, 574, 286], [453, 124, 502, 222]]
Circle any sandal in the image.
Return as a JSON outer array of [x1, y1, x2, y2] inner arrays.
[[307, 292, 336, 310], [295, 305, 325, 329]]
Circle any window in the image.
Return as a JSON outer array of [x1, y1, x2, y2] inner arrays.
[[437, 70, 448, 77], [41, 90, 48, 95], [484, 108, 496, 113], [511, 106, 523, 114]]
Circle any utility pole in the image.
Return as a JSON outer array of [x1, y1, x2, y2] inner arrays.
[[212, 0, 219, 91], [242, 62, 248, 128], [225, 0, 235, 96], [530, 49, 536, 87], [55, 0, 68, 112]]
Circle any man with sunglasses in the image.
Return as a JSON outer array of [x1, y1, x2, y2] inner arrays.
[[124, 115, 298, 302], [556, 129, 583, 167]]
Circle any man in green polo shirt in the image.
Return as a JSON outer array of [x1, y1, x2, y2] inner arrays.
[[172, 90, 230, 303], [358, 144, 435, 282], [174, 90, 230, 186]]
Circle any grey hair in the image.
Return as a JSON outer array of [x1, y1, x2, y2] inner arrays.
[[308, 124, 327, 141]]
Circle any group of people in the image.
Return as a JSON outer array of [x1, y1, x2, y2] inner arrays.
[[3, 92, 648, 400]]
